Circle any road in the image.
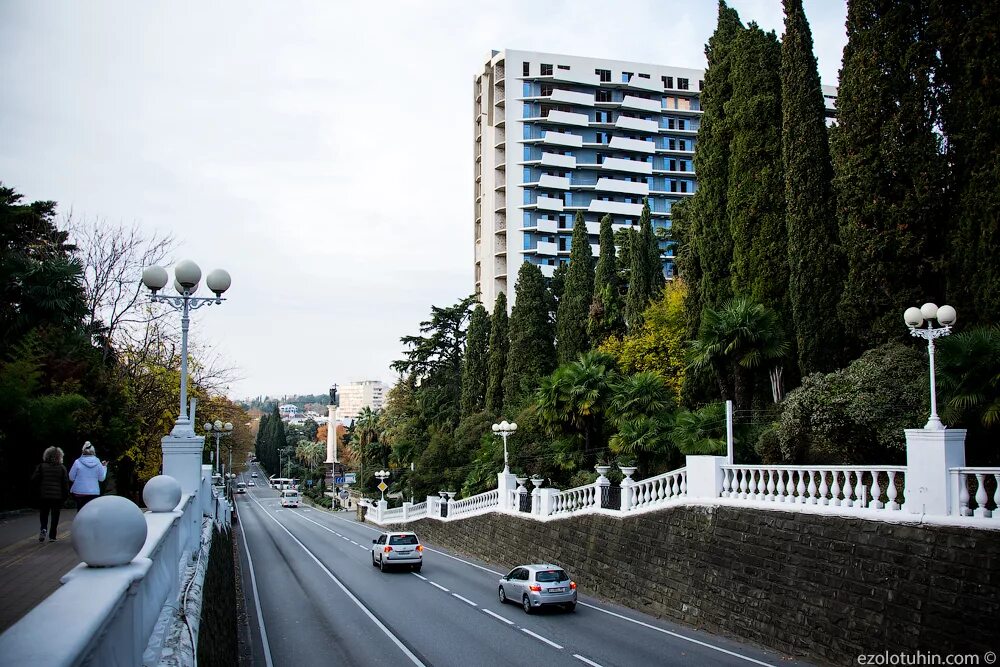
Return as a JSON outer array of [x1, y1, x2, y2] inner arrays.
[[235, 464, 807, 667]]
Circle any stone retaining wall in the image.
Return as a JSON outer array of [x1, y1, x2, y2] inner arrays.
[[392, 505, 1000, 665]]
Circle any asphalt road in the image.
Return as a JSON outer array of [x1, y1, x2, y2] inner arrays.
[[235, 464, 808, 667]]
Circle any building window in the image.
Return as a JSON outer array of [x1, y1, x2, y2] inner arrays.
[[638, 73, 650, 79], [541, 64, 553, 76], [680, 181, 688, 193], [662, 76, 674, 89], [622, 71, 633, 83], [540, 84, 554, 96], [557, 64, 570, 70], [677, 78, 689, 90], [596, 89, 612, 102], [667, 118, 676, 129], [679, 160, 688, 172], [669, 159, 677, 171], [559, 237, 568, 251], [596, 153, 605, 164], [670, 180, 678, 193], [699, 79, 704, 91], [595, 68, 611, 82], [523, 61, 530, 76], [668, 138, 676, 150]]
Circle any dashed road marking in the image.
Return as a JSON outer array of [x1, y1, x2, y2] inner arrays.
[[573, 655, 604, 667], [481, 608, 515, 625], [429, 581, 449, 593], [451, 593, 477, 607], [521, 628, 562, 650], [411, 573, 428, 581]]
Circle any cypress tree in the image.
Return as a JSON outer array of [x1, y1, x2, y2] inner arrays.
[[588, 214, 625, 343], [727, 24, 786, 312], [690, 1, 744, 323], [932, 0, 1000, 325], [625, 201, 654, 328], [647, 218, 665, 297], [781, 0, 845, 374], [485, 292, 509, 416], [832, 0, 946, 353], [460, 304, 490, 415], [556, 212, 595, 364], [670, 199, 702, 339], [504, 262, 556, 409]]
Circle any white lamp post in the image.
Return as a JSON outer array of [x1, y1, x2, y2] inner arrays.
[[491, 420, 518, 473], [204, 420, 233, 474], [375, 470, 390, 501], [904, 302, 957, 431], [142, 261, 231, 436]]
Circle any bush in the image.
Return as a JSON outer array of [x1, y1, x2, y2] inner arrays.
[[770, 343, 927, 464]]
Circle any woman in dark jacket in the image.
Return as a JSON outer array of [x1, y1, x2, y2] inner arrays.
[[31, 447, 69, 542]]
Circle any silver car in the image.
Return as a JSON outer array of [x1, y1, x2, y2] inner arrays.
[[498, 564, 577, 613], [371, 532, 423, 572]]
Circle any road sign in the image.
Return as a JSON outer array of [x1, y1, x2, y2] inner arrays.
[[377, 481, 388, 492], [344, 473, 357, 484], [334, 476, 345, 485], [339, 491, 349, 499]]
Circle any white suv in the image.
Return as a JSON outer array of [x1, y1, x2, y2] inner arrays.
[[371, 532, 423, 572]]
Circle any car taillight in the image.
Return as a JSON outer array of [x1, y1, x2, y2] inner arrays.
[[416, 545, 423, 552], [528, 585, 541, 592], [383, 546, 393, 553], [570, 581, 577, 590]]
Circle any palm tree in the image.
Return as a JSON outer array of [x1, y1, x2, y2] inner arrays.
[[670, 403, 727, 455], [536, 351, 619, 466], [938, 325, 1000, 428], [607, 372, 676, 466], [689, 296, 789, 411]]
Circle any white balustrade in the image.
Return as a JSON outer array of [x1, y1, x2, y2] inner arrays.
[[951, 468, 1000, 519], [408, 501, 427, 520], [380, 506, 405, 523], [623, 468, 687, 512], [449, 489, 500, 517], [550, 483, 598, 516], [720, 466, 906, 512]]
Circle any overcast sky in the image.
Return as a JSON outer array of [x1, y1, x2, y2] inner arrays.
[[0, 0, 848, 399]]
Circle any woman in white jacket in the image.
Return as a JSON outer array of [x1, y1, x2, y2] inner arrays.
[[68, 442, 108, 509]]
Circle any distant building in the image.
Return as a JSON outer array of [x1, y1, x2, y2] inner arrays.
[[278, 404, 298, 418], [334, 381, 387, 420]]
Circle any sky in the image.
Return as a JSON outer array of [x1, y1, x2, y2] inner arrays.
[[0, 0, 848, 399]]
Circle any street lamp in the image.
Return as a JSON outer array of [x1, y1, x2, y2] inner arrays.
[[904, 302, 957, 431], [375, 470, 390, 501], [204, 420, 233, 475], [491, 420, 518, 473], [142, 260, 231, 436]]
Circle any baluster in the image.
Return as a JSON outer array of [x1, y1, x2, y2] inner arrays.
[[755, 469, 765, 500], [854, 471, 866, 509], [992, 474, 1000, 519], [975, 473, 989, 518], [842, 471, 854, 507], [680, 472, 687, 496], [871, 470, 884, 510], [886, 471, 899, 510], [958, 473, 971, 516], [830, 471, 841, 506], [807, 470, 818, 504], [775, 469, 786, 502], [739, 468, 749, 499], [766, 469, 776, 501], [796, 470, 806, 504], [722, 469, 731, 498]]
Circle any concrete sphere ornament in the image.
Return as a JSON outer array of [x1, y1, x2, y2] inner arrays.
[[143, 475, 182, 512], [72, 496, 148, 567]]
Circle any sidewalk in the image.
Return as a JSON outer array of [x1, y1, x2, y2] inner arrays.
[[0, 508, 81, 634]]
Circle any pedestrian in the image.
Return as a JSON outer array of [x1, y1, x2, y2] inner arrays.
[[68, 441, 108, 510], [31, 447, 69, 542]]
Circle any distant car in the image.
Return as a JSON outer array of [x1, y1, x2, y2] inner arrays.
[[236, 482, 247, 494], [251, 472, 258, 478], [247, 481, 255, 487], [371, 532, 423, 572], [280, 490, 300, 508], [499, 564, 576, 613]]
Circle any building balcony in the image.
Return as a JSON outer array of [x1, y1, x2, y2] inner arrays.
[[538, 174, 570, 190], [621, 95, 661, 113], [595, 177, 650, 196], [546, 110, 590, 128], [602, 156, 653, 175], [540, 152, 577, 169], [589, 200, 645, 216], [539, 264, 556, 278], [608, 136, 656, 154], [536, 195, 565, 212], [551, 69, 601, 86], [615, 116, 660, 133], [549, 89, 595, 107], [625, 77, 663, 94], [659, 126, 697, 135], [542, 130, 584, 148], [536, 218, 559, 234]]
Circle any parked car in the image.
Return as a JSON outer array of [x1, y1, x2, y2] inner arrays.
[[371, 532, 423, 572], [499, 564, 576, 613], [280, 490, 300, 508]]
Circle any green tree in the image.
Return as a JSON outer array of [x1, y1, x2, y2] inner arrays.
[[625, 201, 655, 329], [607, 371, 676, 469], [689, 2, 744, 326], [727, 24, 787, 313], [460, 304, 490, 415], [781, 0, 845, 375], [689, 296, 789, 411], [590, 215, 624, 348], [613, 226, 635, 287], [832, 0, 946, 353], [556, 212, 595, 364], [485, 292, 508, 417], [938, 326, 1000, 429], [670, 403, 728, 455], [504, 262, 555, 410]]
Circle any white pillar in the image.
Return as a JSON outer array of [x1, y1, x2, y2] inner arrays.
[[903, 428, 966, 516], [162, 432, 206, 498], [539, 488, 558, 517], [325, 405, 337, 464], [685, 455, 726, 500], [497, 471, 517, 511]]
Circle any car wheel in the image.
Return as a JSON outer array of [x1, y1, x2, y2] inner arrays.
[[498, 586, 507, 604], [379, 556, 386, 572], [565, 602, 576, 612], [413, 564, 422, 573], [522, 595, 533, 614], [371, 553, 377, 567]]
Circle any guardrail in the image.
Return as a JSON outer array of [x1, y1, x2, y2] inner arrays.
[[623, 467, 687, 512], [721, 465, 906, 512], [951, 468, 1000, 519]]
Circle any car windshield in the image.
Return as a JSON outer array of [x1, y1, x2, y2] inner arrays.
[[389, 535, 418, 545], [536, 569, 569, 582], [282, 491, 298, 497]]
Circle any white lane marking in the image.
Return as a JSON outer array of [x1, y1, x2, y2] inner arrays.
[[246, 493, 426, 667], [411, 573, 428, 581], [451, 593, 477, 607], [357, 544, 367, 550], [521, 628, 563, 650], [236, 508, 275, 667], [341, 536, 351, 541], [350, 540, 359, 545], [429, 581, 449, 592], [481, 608, 515, 625], [577, 602, 775, 666], [422, 546, 502, 575], [573, 655, 604, 667]]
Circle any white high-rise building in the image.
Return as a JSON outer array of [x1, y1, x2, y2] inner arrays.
[[474, 49, 704, 309], [334, 380, 388, 421]]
